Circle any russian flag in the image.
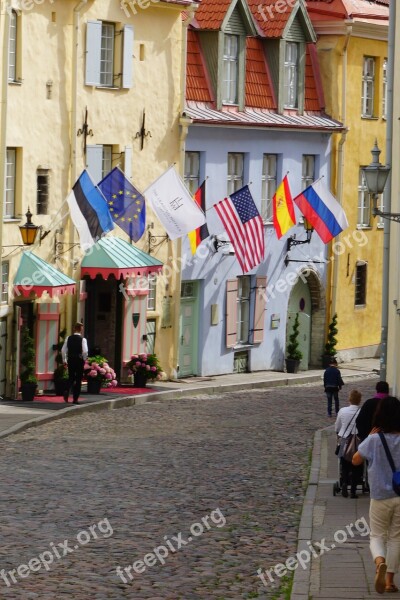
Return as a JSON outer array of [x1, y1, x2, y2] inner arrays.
[[293, 179, 349, 244], [67, 170, 114, 250]]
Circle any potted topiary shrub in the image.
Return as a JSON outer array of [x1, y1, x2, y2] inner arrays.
[[53, 328, 69, 396], [285, 313, 303, 374], [322, 313, 338, 368], [20, 326, 38, 401]]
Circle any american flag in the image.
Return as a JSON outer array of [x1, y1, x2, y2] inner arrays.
[[214, 185, 265, 273]]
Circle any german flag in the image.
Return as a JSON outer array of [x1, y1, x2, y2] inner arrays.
[[188, 181, 209, 254], [273, 175, 296, 239]]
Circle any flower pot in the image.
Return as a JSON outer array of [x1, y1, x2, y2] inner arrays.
[[54, 379, 69, 397], [87, 378, 102, 394], [21, 382, 37, 401], [286, 358, 300, 374], [134, 372, 147, 388]]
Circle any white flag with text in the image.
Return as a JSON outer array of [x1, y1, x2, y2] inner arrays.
[[144, 166, 206, 240]]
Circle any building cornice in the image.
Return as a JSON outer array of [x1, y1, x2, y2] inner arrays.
[[313, 19, 388, 41]]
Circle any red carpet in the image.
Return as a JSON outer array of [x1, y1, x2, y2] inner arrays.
[[33, 386, 154, 403]]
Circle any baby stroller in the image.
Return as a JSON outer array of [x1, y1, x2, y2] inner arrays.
[[333, 437, 369, 497]]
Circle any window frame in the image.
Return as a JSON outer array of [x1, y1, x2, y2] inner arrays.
[[382, 58, 388, 119], [261, 154, 277, 223], [361, 56, 376, 118], [8, 10, 17, 82], [101, 145, 112, 179], [357, 169, 371, 228], [37, 169, 50, 216], [5, 148, 16, 219], [355, 262, 367, 307], [1, 262, 9, 304], [227, 152, 244, 196], [100, 22, 115, 87], [222, 34, 239, 105], [184, 151, 200, 195], [147, 274, 157, 311], [284, 42, 299, 109], [302, 155, 315, 189], [236, 276, 251, 345]]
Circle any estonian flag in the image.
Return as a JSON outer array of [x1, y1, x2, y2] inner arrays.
[[67, 170, 114, 250]]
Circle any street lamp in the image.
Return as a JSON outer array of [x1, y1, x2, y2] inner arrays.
[[19, 208, 39, 245], [286, 218, 314, 252], [362, 141, 392, 220]]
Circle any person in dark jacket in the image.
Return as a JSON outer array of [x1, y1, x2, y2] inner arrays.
[[61, 322, 88, 404], [323, 358, 344, 417], [356, 381, 390, 441]]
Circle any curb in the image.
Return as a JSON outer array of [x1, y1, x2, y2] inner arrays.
[[0, 370, 376, 443]]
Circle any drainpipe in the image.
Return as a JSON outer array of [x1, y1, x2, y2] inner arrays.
[[381, 1, 395, 382], [331, 26, 352, 319], [171, 5, 196, 379], [0, 7, 10, 396], [66, 0, 87, 335]]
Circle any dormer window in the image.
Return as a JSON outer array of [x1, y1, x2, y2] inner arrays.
[[284, 42, 299, 108], [223, 35, 239, 104]]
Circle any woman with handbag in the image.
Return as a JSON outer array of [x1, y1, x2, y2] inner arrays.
[[353, 396, 400, 594], [335, 389, 363, 498]]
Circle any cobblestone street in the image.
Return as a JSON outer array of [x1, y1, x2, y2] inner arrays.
[[0, 377, 377, 600]]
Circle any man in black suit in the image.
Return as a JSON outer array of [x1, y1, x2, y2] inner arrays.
[[61, 322, 88, 404]]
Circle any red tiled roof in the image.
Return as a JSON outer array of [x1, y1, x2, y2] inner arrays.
[[306, 0, 388, 21], [305, 44, 323, 111], [245, 38, 275, 109], [247, 0, 294, 37], [186, 30, 213, 103], [194, 0, 232, 30]]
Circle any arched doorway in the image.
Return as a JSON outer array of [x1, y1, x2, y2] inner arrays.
[[286, 269, 326, 370]]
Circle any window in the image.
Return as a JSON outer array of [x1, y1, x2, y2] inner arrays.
[[237, 276, 250, 344], [261, 154, 277, 222], [37, 169, 49, 215], [9, 10, 17, 81], [355, 262, 367, 306], [227, 153, 244, 196], [382, 58, 388, 119], [362, 57, 375, 118], [357, 170, 370, 227], [184, 152, 200, 195], [222, 35, 239, 104], [1, 263, 9, 304], [147, 274, 157, 311], [86, 145, 114, 183], [100, 23, 114, 87], [5, 148, 16, 219], [302, 155, 315, 188], [146, 319, 156, 354], [376, 193, 384, 229], [284, 42, 299, 108], [85, 21, 133, 89]]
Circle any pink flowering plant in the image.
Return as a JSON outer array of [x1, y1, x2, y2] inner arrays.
[[126, 353, 163, 381], [83, 355, 118, 388]]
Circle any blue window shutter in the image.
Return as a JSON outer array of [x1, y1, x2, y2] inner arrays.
[[124, 146, 133, 180], [86, 145, 103, 184], [85, 20, 102, 86], [122, 25, 134, 89]]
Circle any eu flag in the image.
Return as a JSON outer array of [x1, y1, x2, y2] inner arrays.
[[98, 167, 146, 242]]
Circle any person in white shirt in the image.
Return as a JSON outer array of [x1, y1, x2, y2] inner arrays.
[[335, 389, 363, 498]]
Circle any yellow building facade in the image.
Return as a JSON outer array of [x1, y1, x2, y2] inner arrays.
[[309, 5, 388, 360], [0, 0, 195, 398]]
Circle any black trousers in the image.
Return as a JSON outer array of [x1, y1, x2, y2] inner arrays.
[[341, 458, 363, 494], [67, 357, 84, 401]]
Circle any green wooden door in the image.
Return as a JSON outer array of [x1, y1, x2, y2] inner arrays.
[[178, 282, 199, 377]]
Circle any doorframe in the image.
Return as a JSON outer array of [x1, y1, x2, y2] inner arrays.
[[178, 281, 200, 378]]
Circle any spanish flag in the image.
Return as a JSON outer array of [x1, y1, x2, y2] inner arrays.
[[188, 181, 209, 254], [273, 175, 296, 239]]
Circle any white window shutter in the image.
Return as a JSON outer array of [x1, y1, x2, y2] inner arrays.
[[86, 145, 103, 184], [122, 25, 134, 89], [124, 146, 133, 180], [85, 20, 102, 86]]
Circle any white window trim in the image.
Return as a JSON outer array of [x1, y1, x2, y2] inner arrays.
[[236, 276, 251, 345], [222, 34, 239, 105], [184, 151, 200, 195], [362, 56, 375, 118], [261, 154, 277, 223], [5, 148, 16, 219], [284, 42, 299, 109], [227, 153, 244, 196], [357, 170, 371, 228]]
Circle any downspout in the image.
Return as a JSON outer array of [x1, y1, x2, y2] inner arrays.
[[381, 0, 394, 382], [172, 4, 196, 378], [0, 8, 10, 271], [66, 0, 87, 335], [331, 26, 352, 318]]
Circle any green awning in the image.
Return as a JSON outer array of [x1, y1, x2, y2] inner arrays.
[[80, 237, 163, 279], [13, 251, 76, 298]]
